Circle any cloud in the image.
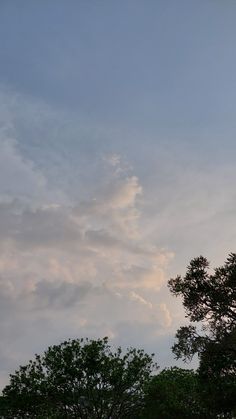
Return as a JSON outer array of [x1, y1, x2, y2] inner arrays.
[[0, 139, 171, 289], [0, 88, 179, 390], [129, 291, 153, 309], [110, 255, 173, 292], [0, 138, 46, 201], [28, 279, 93, 310], [104, 176, 142, 209], [159, 303, 172, 328]]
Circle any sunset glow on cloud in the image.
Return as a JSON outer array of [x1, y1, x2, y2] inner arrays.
[[0, 1, 236, 389]]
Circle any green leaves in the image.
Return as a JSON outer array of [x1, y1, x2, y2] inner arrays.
[[2, 337, 156, 418], [2, 253, 236, 418], [168, 253, 236, 418], [169, 254, 236, 331], [141, 367, 207, 419]]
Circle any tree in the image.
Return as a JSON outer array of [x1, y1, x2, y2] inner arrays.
[[168, 253, 236, 417], [2, 337, 156, 419], [141, 367, 206, 419]]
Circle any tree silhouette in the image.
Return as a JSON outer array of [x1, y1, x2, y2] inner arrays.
[[168, 253, 236, 417], [2, 337, 156, 418]]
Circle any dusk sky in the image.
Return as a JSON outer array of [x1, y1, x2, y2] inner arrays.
[[0, 0, 236, 389]]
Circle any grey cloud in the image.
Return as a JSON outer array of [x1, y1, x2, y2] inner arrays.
[[0, 201, 81, 250], [31, 279, 93, 309], [0, 89, 180, 392], [0, 279, 16, 321], [0, 138, 53, 205], [18, 207, 81, 249], [84, 229, 121, 248]]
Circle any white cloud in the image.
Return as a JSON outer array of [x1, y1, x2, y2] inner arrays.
[[105, 176, 142, 209], [159, 303, 172, 328], [129, 291, 153, 309], [0, 141, 174, 386], [0, 87, 180, 389]]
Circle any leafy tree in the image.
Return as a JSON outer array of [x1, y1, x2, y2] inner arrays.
[[141, 367, 206, 419], [0, 396, 9, 418], [2, 337, 156, 419], [198, 331, 236, 418], [168, 253, 236, 417]]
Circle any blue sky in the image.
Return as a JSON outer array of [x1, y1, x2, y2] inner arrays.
[[0, 0, 236, 388]]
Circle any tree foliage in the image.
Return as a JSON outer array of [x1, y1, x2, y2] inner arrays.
[[1, 253, 236, 417], [2, 337, 156, 418], [168, 253, 236, 417], [141, 367, 206, 419]]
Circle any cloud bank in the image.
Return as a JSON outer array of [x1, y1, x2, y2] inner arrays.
[[0, 99, 177, 388]]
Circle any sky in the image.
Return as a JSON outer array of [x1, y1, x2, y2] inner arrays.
[[0, 0, 236, 389]]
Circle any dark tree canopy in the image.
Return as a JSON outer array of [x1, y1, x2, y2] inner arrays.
[[168, 253, 236, 360], [168, 253, 236, 418], [141, 367, 206, 419], [2, 337, 156, 419]]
